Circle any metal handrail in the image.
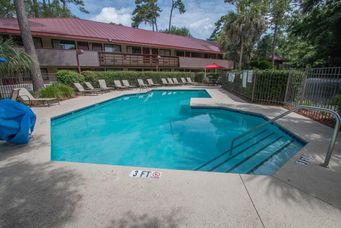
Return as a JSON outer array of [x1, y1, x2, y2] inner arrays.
[[230, 105, 341, 167]]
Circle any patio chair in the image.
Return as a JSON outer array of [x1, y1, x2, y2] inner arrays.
[[161, 78, 169, 86], [10, 88, 20, 101], [74, 83, 99, 95], [122, 80, 136, 88], [167, 78, 174, 85], [137, 79, 148, 88], [186, 77, 194, 84], [147, 79, 160, 87], [180, 77, 189, 84], [17, 88, 59, 106], [172, 78, 180, 85], [84, 82, 103, 93], [114, 80, 129, 89], [98, 80, 115, 91]]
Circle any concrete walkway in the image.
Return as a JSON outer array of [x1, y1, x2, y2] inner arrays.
[[0, 86, 340, 228]]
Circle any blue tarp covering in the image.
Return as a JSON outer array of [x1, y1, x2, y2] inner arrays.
[[0, 99, 36, 144]]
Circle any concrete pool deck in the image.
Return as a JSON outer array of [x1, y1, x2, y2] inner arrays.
[[0, 86, 340, 227]]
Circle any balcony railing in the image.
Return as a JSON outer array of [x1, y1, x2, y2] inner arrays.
[[99, 52, 179, 67]]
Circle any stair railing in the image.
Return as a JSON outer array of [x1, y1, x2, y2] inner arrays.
[[229, 105, 341, 167]]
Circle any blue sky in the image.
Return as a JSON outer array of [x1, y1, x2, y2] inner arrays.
[[70, 0, 234, 40]]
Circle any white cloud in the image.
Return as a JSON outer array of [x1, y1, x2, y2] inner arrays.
[[85, 0, 233, 39], [91, 7, 132, 26], [152, 0, 230, 39]]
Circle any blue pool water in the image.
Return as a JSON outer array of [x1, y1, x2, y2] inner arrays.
[[51, 90, 305, 175]]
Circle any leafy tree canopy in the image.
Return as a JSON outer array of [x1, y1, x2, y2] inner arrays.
[[210, 0, 341, 68], [161, 26, 192, 37], [132, 0, 161, 31], [0, 0, 88, 18], [0, 39, 32, 74]]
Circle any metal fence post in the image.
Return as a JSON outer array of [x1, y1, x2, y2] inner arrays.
[[284, 69, 292, 104], [300, 67, 309, 105], [251, 72, 257, 103]]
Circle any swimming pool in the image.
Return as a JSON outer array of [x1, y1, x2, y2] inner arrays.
[[51, 90, 305, 175]]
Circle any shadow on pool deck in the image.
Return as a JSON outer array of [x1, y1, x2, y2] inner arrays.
[[0, 133, 49, 161], [107, 210, 184, 228], [0, 161, 83, 227]]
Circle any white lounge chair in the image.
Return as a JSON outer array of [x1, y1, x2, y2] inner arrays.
[[11, 88, 20, 101], [137, 79, 148, 88], [186, 77, 194, 84], [17, 88, 59, 106], [74, 83, 99, 95], [147, 79, 160, 87], [167, 78, 174, 85], [180, 77, 189, 84], [172, 78, 180, 85], [114, 80, 129, 89], [98, 80, 114, 91], [84, 82, 103, 93], [122, 80, 136, 88], [161, 78, 169, 86]]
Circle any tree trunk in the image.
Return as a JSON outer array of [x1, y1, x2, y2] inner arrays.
[[15, 0, 44, 91], [169, 3, 174, 30], [239, 37, 244, 69], [154, 18, 158, 32], [271, 23, 278, 68]]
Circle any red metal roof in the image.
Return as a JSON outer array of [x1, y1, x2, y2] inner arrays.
[[0, 18, 222, 54]]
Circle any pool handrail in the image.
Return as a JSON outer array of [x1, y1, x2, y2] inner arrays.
[[229, 105, 341, 168]]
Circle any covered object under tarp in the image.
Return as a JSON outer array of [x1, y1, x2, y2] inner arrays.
[[0, 99, 36, 144]]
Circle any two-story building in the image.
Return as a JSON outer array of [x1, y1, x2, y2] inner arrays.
[[0, 17, 233, 85]]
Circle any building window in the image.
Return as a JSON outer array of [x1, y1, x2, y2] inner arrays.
[[191, 52, 202, 58], [52, 39, 76, 50], [40, 68, 49, 80], [104, 44, 121, 53], [92, 43, 103, 51], [159, 49, 171, 56], [33, 37, 43, 49], [176, 51, 184, 57], [22, 71, 32, 81], [12, 36, 23, 46], [7, 36, 42, 48], [127, 46, 142, 54], [185, 52, 191, 57], [77, 41, 89, 50]]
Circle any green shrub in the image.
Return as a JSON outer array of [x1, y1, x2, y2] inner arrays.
[[56, 70, 84, 86], [80, 71, 194, 86], [331, 95, 341, 113], [82, 70, 99, 86], [250, 59, 272, 69], [195, 72, 205, 83], [39, 83, 75, 99], [222, 69, 304, 103]]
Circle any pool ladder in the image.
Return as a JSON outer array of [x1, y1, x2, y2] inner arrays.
[[195, 105, 340, 171]]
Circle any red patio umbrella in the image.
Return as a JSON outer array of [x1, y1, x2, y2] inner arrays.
[[205, 63, 225, 69], [204, 63, 225, 82]]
